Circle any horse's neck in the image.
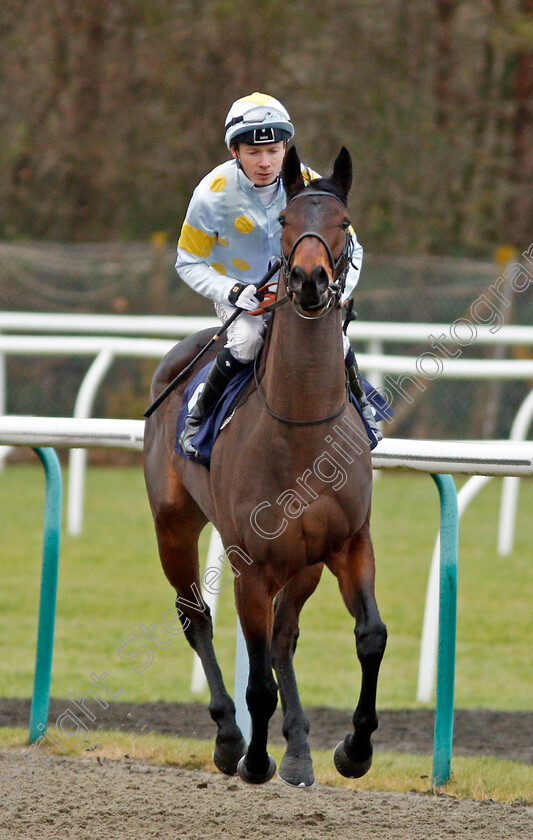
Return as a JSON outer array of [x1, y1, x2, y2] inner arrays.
[[263, 305, 346, 422]]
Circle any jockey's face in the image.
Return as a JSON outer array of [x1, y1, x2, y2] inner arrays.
[[231, 141, 286, 187]]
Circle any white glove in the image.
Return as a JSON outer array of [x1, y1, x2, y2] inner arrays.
[[228, 282, 261, 311]]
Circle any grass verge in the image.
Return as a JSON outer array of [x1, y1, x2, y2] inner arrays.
[[1, 466, 532, 711], [0, 727, 530, 804]]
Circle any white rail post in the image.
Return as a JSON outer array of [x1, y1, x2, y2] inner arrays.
[[498, 388, 533, 556], [0, 343, 10, 470], [234, 618, 251, 744], [367, 337, 384, 396], [190, 527, 224, 693], [67, 349, 114, 536]]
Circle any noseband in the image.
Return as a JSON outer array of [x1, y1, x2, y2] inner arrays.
[[280, 190, 354, 318]]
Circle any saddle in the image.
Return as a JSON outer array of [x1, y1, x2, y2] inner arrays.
[[175, 360, 392, 468], [176, 359, 256, 467]]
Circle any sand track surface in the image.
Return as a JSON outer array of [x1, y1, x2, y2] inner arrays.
[[1, 748, 532, 840], [1, 700, 531, 839]]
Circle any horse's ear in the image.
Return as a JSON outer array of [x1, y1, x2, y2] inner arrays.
[[332, 146, 353, 201], [282, 145, 305, 199]]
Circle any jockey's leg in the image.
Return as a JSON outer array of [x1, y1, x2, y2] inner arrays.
[[343, 336, 383, 442], [179, 348, 243, 455], [179, 305, 266, 456]]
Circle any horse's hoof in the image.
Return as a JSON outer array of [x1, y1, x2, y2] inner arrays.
[[334, 737, 373, 779], [237, 754, 277, 785], [213, 737, 247, 776], [278, 753, 315, 788]]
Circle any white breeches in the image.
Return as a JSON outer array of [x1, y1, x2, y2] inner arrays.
[[214, 301, 268, 363], [342, 332, 351, 357]]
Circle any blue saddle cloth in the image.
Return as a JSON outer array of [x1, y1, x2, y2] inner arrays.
[[176, 360, 393, 468]]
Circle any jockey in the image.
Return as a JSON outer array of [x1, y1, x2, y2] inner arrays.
[[176, 92, 381, 456]]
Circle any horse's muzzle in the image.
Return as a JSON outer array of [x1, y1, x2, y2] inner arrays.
[[288, 264, 330, 313]]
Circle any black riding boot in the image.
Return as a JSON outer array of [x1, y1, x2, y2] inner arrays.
[[179, 348, 247, 456], [345, 348, 383, 442]]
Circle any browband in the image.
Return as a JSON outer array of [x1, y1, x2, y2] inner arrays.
[[286, 189, 347, 207]]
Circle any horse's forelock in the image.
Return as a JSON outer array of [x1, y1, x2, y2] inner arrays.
[[303, 177, 347, 206]]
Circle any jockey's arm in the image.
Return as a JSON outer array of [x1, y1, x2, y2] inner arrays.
[[177, 259, 237, 303], [175, 190, 239, 303]]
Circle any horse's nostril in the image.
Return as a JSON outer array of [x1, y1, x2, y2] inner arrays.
[[311, 265, 329, 293], [289, 265, 306, 291]]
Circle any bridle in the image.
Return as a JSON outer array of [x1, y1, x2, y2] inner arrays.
[[253, 187, 354, 426], [280, 190, 355, 319]]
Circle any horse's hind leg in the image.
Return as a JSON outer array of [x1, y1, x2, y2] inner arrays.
[[271, 564, 324, 788], [146, 474, 245, 775], [328, 520, 387, 778]]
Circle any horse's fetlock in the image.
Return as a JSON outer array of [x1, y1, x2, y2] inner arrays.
[[282, 711, 310, 742], [209, 696, 236, 725], [352, 711, 378, 737]]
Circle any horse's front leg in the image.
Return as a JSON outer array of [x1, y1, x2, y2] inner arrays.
[[235, 572, 278, 784], [146, 474, 245, 776], [328, 520, 387, 778], [271, 564, 324, 787]]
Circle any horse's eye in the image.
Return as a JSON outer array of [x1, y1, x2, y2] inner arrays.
[[278, 215, 286, 227], [342, 219, 350, 230]]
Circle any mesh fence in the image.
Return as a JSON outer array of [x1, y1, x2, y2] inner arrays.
[[1, 241, 532, 441]]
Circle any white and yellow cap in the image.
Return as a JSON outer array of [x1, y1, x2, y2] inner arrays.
[[224, 92, 294, 149]]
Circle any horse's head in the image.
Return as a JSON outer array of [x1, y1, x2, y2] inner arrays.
[[279, 146, 354, 317]]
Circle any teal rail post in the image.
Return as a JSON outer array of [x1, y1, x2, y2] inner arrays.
[[28, 447, 62, 744], [430, 473, 458, 786]]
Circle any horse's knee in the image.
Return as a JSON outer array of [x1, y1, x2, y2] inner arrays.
[[355, 620, 387, 662], [246, 673, 278, 720], [271, 623, 299, 669], [179, 599, 213, 645]]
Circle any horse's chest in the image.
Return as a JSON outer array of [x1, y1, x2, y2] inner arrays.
[[270, 493, 365, 569], [300, 494, 357, 559]]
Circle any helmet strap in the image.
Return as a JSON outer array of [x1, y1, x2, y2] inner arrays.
[[231, 146, 244, 171]]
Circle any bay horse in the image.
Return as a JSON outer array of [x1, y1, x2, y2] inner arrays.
[[143, 145, 387, 787]]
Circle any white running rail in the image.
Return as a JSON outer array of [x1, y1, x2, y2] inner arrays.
[[1, 416, 532, 704]]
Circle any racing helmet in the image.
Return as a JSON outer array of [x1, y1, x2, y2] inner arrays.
[[224, 92, 294, 149]]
